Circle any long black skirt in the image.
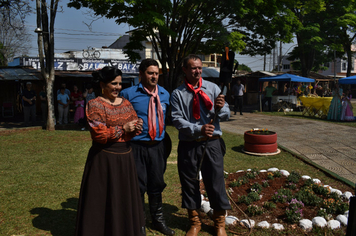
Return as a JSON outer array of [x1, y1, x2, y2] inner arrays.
[[75, 141, 145, 236]]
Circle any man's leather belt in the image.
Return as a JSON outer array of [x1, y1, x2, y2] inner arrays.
[[195, 135, 220, 143], [137, 140, 160, 145]]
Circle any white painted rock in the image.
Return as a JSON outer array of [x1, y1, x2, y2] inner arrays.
[[257, 221, 270, 228], [267, 167, 279, 172], [280, 170, 290, 177], [236, 170, 244, 173], [225, 215, 239, 225], [224, 171, 229, 175], [301, 175, 311, 180], [272, 223, 284, 230], [324, 185, 331, 189], [200, 201, 211, 213], [312, 178, 321, 184], [312, 217, 327, 228], [200, 194, 205, 205], [336, 214, 348, 226], [344, 211, 349, 218], [240, 219, 255, 228], [259, 170, 267, 173], [330, 188, 342, 196], [299, 219, 313, 231], [246, 168, 251, 171], [342, 191, 353, 200], [327, 220, 340, 229]]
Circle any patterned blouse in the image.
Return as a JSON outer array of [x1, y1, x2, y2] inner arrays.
[[86, 97, 139, 144]]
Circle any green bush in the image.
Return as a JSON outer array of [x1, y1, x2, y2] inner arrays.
[[294, 186, 322, 206], [263, 201, 276, 210], [272, 188, 293, 203], [251, 182, 263, 193], [287, 171, 301, 184], [247, 205, 264, 216], [312, 183, 330, 196]]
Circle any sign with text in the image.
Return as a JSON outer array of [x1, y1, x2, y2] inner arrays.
[[21, 57, 140, 73]]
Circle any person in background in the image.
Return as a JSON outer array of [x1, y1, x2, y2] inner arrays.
[[22, 81, 36, 126], [83, 84, 96, 104], [327, 83, 343, 121], [39, 85, 48, 125], [341, 89, 354, 121], [57, 87, 70, 125], [74, 96, 85, 125], [231, 79, 245, 115], [120, 59, 174, 236], [56, 82, 71, 96], [170, 54, 231, 236], [71, 85, 83, 105], [75, 66, 145, 236], [262, 81, 277, 112]]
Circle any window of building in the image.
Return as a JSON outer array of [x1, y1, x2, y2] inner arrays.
[[210, 54, 215, 62], [342, 62, 347, 71], [283, 64, 290, 70]]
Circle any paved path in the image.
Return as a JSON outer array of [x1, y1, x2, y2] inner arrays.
[[221, 112, 356, 185]]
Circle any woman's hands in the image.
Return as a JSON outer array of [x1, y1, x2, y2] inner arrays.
[[123, 118, 143, 133]]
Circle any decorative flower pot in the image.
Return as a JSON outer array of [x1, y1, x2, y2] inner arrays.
[[244, 130, 278, 154]]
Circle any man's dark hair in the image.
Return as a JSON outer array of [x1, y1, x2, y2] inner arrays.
[[139, 59, 159, 73], [183, 54, 202, 68]]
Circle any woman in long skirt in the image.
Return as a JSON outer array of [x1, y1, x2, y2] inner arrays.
[[327, 83, 343, 121], [75, 67, 145, 236]]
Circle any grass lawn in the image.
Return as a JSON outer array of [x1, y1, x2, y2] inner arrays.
[[0, 126, 353, 235]]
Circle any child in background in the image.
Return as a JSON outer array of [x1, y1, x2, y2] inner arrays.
[[341, 90, 354, 121], [74, 96, 85, 124]]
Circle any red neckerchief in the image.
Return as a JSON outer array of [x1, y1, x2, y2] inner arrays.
[[185, 77, 213, 120]]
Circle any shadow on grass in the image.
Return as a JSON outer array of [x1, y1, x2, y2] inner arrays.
[[232, 145, 244, 153], [30, 198, 78, 236]]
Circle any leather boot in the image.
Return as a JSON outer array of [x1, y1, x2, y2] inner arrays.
[[212, 210, 227, 236], [186, 209, 201, 236], [148, 193, 175, 235]]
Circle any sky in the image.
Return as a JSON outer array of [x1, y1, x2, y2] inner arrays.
[[24, 0, 296, 72], [25, 0, 130, 56]]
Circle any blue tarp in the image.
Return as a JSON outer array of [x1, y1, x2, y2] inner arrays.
[[338, 75, 356, 84], [259, 73, 315, 83]]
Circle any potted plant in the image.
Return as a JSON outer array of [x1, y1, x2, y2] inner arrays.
[[244, 129, 278, 154]]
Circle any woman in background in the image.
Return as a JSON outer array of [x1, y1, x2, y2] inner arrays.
[[75, 66, 145, 236], [327, 83, 343, 121]]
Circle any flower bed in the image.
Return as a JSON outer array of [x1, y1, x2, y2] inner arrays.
[[200, 168, 353, 232]]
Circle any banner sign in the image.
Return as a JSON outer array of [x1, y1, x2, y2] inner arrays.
[[21, 57, 140, 73]]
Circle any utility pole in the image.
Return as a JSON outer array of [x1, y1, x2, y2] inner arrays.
[[263, 54, 266, 71], [279, 41, 282, 72]]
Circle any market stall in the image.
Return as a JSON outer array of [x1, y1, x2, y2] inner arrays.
[[259, 74, 315, 113], [299, 96, 333, 118]]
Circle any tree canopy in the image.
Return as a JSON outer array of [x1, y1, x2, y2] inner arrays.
[[68, 0, 249, 92]]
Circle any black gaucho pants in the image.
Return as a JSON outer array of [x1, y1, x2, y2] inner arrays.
[[177, 138, 231, 211], [130, 141, 167, 196]]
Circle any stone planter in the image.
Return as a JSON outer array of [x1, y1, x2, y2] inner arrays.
[[244, 130, 278, 154]]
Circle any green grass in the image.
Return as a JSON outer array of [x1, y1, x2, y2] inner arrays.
[[0, 126, 353, 235]]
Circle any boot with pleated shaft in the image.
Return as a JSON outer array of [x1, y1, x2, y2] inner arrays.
[[149, 194, 175, 235], [212, 210, 227, 236], [186, 209, 201, 236]]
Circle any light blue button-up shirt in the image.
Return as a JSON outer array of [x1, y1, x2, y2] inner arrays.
[[170, 79, 230, 141]]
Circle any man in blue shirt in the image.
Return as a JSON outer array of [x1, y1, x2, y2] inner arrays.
[[170, 55, 231, 236], [120, 59, 174, 236]]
